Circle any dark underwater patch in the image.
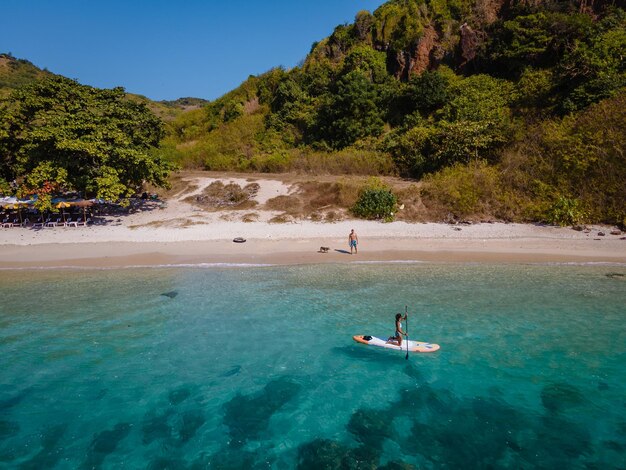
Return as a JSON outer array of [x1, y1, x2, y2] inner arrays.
[[346, 408, 393, 450], [161, 291, 179, 299], [178, 409, 206, 443], [0, 420, 20, 439], [378, 461, 417, 469], [198, 446, 257, 469], [168, 386, 192, 406], [296, 439, 380, 470], [525, 414, 592, 466], [296, 438, 353, 470], [19, 424, 67, 470], [223, 377, 301, 447], [142, 408, 174, 445], [146, 456, 188, 470], [406, 395, 528, 469], [0, 388, 30, 412], [221, 365, 242, 377], [83, 422, 131, 469], [385, 377, 596, 469], [603, 440, 625, 452], [402, 363, 424, 382], [540, 382, 586, 414]]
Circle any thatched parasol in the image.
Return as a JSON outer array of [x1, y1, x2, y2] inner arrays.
[[70, 199, 94, 223]]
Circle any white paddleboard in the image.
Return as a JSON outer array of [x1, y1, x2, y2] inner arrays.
[[353, 335, 440, 353]]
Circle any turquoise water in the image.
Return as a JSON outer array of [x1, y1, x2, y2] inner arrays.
[[0, 263, 625, 469]]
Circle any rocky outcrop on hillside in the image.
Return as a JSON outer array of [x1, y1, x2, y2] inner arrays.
[[313, 0, 624, 81], [388, 25, 440, 80]]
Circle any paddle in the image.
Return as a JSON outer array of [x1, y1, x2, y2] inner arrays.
[[405, 305, 409, 360]]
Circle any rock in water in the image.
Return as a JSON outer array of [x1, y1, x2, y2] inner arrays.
[[161, 291, 178, 299]]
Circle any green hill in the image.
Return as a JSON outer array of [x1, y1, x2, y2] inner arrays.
[[0, 53, 53, 99], [1, 0, 624, 225], [164, 0, 625, 225], [0, 53, 206, 122]]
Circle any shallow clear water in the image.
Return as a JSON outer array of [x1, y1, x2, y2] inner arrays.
[[0, 263, 625, 469]]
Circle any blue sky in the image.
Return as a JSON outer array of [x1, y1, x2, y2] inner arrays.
[[2, 0, 387, 101]]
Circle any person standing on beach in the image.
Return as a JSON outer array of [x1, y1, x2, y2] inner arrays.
[[348, 229, 359, 254]]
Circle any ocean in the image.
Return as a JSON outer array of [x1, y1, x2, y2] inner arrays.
[[1, 263, 625, 468]]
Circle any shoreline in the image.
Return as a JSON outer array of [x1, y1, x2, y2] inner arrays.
[[1, 175, 624, 269], [1, 230, 625, 269]]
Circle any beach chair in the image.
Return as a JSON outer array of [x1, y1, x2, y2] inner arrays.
[[1, 218, 13, 228], [76, 217, 92, 227], [33, 217, 49, 228], [65, 216, 78, 227]]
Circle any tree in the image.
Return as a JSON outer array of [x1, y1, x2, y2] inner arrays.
[[559, 27, 626, 111], [313, 71, 384, 148], [442, 74, 514, 123], [406, 70, 450, 116], [341, 46, 388, 84], [0, 76, 173, 203]]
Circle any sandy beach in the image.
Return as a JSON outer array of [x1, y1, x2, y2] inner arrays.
[[1, 175, 624, 268]]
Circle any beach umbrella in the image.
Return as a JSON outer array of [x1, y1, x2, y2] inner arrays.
[[0, 197, 18, 208], [5, 202, 28, 224], [56, 201, 71, 222], [70, 199, 94, 222]]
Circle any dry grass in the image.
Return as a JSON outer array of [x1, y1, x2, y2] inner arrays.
[[264, 195, 302, 213], [241, 212, 259, 222], [394, 184, 428, 222], [325, 210, 344, 222], [288, 148, 395, 175], [128, 218, 206, 229], [260, 178, 366, 221], [268, 214, 294, 224], [184, 181, 259, 211]]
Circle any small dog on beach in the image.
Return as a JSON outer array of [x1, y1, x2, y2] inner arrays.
[[319, 246, 330, 253]]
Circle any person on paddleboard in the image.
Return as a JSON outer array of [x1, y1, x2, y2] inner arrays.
[[387, 312, 407, 346]]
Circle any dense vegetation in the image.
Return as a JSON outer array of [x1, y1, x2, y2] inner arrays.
[[0, 76, 173, 210], [1, 0, 624, 225], [159, 0, 625, 225]]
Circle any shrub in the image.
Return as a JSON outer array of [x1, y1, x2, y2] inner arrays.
[[420, 160, 516, 220], [544, 196, 588, 226], [351, 185, 398, 222]]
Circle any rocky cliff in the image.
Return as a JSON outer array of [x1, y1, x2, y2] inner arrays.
[[310, 0, 624, 80]]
